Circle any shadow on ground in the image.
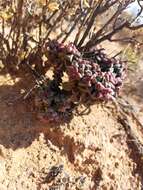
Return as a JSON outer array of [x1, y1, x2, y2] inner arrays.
[[0, 68, 85, 164]]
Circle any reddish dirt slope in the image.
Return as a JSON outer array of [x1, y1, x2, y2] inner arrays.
[[0, 73, 143, 190]]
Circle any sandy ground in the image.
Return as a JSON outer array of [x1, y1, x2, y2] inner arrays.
[[0, 71, 143, 190], [0, 11, 143, 188]]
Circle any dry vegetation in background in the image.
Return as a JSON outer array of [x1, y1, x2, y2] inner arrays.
[[0, 0, 143, 189]]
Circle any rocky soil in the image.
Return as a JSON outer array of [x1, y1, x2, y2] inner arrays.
[[0, 71, 143, 190]]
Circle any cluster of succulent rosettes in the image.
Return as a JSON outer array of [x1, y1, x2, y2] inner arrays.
[[35, 40, 125, 123], [47, 40, 125, 101]]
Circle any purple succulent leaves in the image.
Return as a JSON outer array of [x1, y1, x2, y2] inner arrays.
[[37, 40, 126, 123]]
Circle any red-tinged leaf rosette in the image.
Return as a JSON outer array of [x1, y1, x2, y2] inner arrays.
[[35, 40, 126, 123]]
